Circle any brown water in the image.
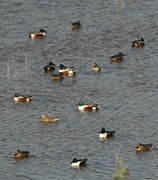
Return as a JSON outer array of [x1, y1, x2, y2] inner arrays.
[[0, 0, 158, 179]]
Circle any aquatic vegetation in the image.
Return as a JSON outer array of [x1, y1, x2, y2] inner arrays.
[[113, 156, 131, 180]]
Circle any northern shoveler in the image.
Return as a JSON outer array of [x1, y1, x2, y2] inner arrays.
[[28, 29, 46, 39], [14, 94, 33, 103], [14, 150, 30, 159], [70, 158, 87, 168], [131, 38, 145, 48], [40, 114, 59, 123], [71, 21, 81, 30], [136, 143, 152, 152], [92, 63, 101, 72], [77, 102, 100, 112], [110, 52, 126, 62], [99, 128, 115, 140], [59, 64, 76, 77], [44, 62, 56, 73], [51, 73, 64, 81]]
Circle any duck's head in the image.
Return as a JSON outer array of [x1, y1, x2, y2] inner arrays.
[[41, 114, 48, 119], [148, 143, 152, 147], [14, 93, 19, 97], [71, 158, 78, 163], [40, 29, 46, 33], [78, 101, 85, 106], [140, 38, 144, 42], [14, 149, 21, 156], [59, 64, 66, 69], [136, 143, 142, 148], [100, 128, 106, 133], [48, 62, 56, 66]]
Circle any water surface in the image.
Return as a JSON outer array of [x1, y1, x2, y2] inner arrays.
[[0, 0, 158, 179]]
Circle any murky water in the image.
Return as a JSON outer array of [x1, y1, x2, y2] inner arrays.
[[0, 0, 158, 179]]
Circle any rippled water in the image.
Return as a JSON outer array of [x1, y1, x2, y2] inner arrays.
[[0, 0, 158, 179]]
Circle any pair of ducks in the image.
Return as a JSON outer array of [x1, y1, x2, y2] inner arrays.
[[52, 64, 76, 81], [13, 95, 100, 115], [70, 128, 115, 169], [13, 145, 152, 161], [28, 21, 81, 39], [13, 150, 87, 169], [110, 38, 145, 62], [44, 62, 76, 81], [28, 27, 144, 50], [14, 149, 87, 169], [70, 143, 152, 169], [99, 129, 152, 152], [14, 95, 59, 123], [70, 21, 145, 49]]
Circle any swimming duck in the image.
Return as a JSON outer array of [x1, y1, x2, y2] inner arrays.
[[44, 62, 56, 73], [28, 29, 46, 39], [77, 102, 100, 112], [14, 94, 33, 103], [40, 114, 59, 123], [136, 143, 152, 152], [131, 38, 145, 48], [51, 73, 64, 81], [70, 158, 87, 168], [71, 21, 81, 30], [99, 128, 115, 140], [14, 150, 30, 159], [59, 64, 76, 77], [110, 52, 126, 62], [92, 63, 101, 72]]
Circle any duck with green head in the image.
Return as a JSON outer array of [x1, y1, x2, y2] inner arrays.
[[131, 38, 145, 48]]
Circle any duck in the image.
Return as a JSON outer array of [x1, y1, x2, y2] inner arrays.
[[77, 101, 100, 112], [99, 128, 115, 140], [28, 29, 46, 39], [131, 38, 145, 48], [136, 143, 152, 152], [40, 114, 59, 123], [110, 52, 126, 62], [14, 150, 30, 159], [59, 64, 76, 77], [71, 21, 81, 30], [44, 62, 56, 73], [92, 63, 101, 72], [51, 73, 64, 81], [70, 158, 87, 168], [14, 94, 33, 103]]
